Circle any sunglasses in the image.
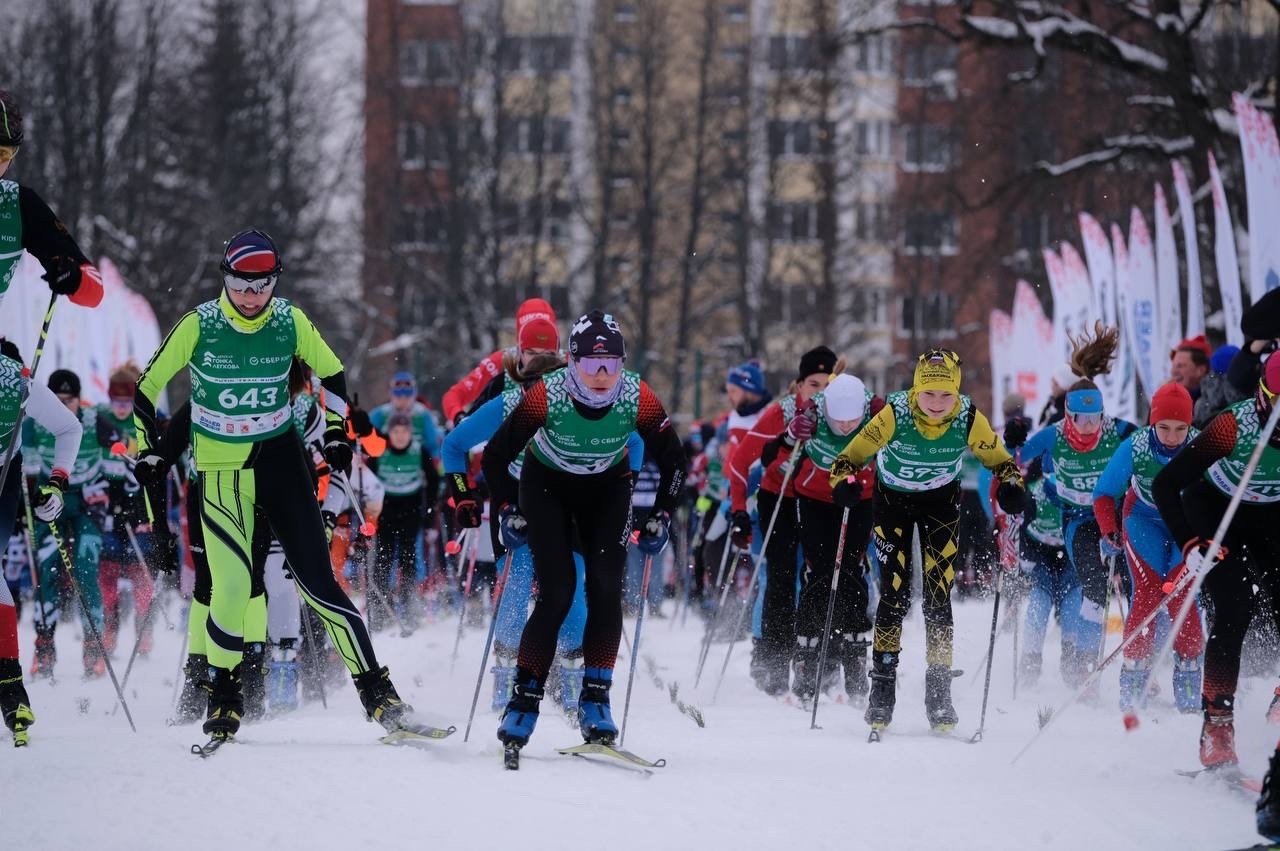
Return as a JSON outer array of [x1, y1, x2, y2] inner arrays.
[[1070, 412, 1103, 427], [576, 355, 623, 376], [223, 272, 278, 295]]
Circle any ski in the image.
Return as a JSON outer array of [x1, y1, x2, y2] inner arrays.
[[556, 742, 667, 769], [503, 742, 522, 770], [191, 736, 232, 758], [1214, 845, 1279, 851], [379, 723, 457, 746], [1177, 767, 1263, 797], [12, 729, 29, 748]]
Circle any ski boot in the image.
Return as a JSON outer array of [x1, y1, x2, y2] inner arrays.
[[749, 638, 769, 692], [1020, 652, 1042, 688], [1259, 745, 1280, 842], [559, 654, 585, 716], [353, 665, 415, 733], [266, 642, 299, 715], [82, 642, 106, 680], [0, 659, 35, 747], [203, 665, 244, 741], [791, 638, 820, 703], [865, 651, 898, 733], [241, 643, 267, 722], [173, 653, 210, 724], [577, 667, 618, 745], [490, 648, 517, 713], [1171, 654, 1202, 714], [31, 626, 56, 679], [498, 670, 545, 768], [761, 649, 790, 698], [1199, 696, 1238, 769], [840, 634, 870, 703], [1059, 643, 1084, 688], [1117, 659, 1152, 713], [925, 665, 959, 733], [1267, 685, 1280, 725]]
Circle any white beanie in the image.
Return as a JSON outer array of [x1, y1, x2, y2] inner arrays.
[[824, 374, 867, 421], [1052, 365, 1078, 392]]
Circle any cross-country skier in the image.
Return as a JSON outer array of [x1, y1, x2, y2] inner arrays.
[[442, 298, 558, 426], [132, 229, 425, 746], [480, 310, 685, 763], [828, 349, 1025, 734], [1092, 382, 1202, 712]]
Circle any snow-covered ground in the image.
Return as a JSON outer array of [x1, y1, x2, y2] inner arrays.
[[3, 592, 1266, 851]]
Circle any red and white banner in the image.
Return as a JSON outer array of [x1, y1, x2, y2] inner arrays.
[[1011, 279, 1055, 419], [1171, 161, 1205, 338], [1126, 208, 1162, 399], [1209, 151, 1245, 346], [1153, 183, 1183, 357], [1233, 92, 1280, 303], [990, 308, 1015, 423], [1080, 213, 1137, 422]]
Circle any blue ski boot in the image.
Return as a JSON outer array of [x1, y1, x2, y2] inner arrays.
[[577, 666, 618, 744], [491, 649, 517, 713], [559, 655, 585, 715], [497, 670, 544, 747], [1118, 659, 1151, 713], [1172, 654, 1202, 714], [266, 640, 299, 714]]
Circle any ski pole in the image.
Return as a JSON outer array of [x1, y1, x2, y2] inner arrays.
[[1011, 595, 1020, 702], [1014, 395, 1280, 762], [711, 444, 805, 702], [333, 469, 411, 634], [1096, 554, 1118, 670], [464, 549, 514, 742], [811, 505, 852, 730], [693, 532, 735, 687], [969, 569, 1003, 743], [620, 553, 655, 747], [123, 522, 174, 631], [18, 485, 49, 633], [0, 294, 59, 510], [450, 528, 480, 675], [48, 520, 136, 732], [169, 607, 189, 712]]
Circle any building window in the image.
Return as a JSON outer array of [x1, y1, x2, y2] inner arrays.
[[902, 42, 957, 87], [611, 127, 632, 148], [901, 124, 953, 172], [501, 117, 570, 155], [851, 287, 887, 327], [853, 33, 892, 75], [398, 122, 451, 169], [613, 43, 636, 62], [613, 87, 633, 107], [900, 292, 956, 335], [725, 4, 748, 24], [854, 120, 893, 160], [500, 198, 572, 240], [767, 202, 819, 242], [854, 201, 891, 241], [769, 35, 814, 71], [722, 44, 747, 62], [615, 4, 637, 22], [395, 206, 449, 249], [400, 39, 459, 86], [500, 36, 572, 74], [903, 210, 959, 255], [768, 120, 830, 157], [609, 171, 633, 189], [1015, 211, 1051, 252]]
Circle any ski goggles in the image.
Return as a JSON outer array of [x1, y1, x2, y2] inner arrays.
[[1070, 411, 1103, 428], [223, 272, 278, 295], [575, 355, 623, 376]]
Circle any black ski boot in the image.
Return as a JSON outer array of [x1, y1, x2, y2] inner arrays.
[[749, 639, 769, 692], [1259, 745, 1280, 843], [791, 638, 820, 702], [173, 654, 210, 725], [202, 665, 244, 740], [840, 634, 870, 702], [925, 664, 960, 732], [241, 643, 267, 722], [32, 626, 56, 679], [865, 651, 898, 732], [761, 649, 790, 697], [354, 665, 415, 733], [0, 658, 35, 747]]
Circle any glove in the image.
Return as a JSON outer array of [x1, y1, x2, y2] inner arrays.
[[637, 510, 671, 555], [783, 404, 817, 446], [42, 255, 82, 295], [1099, 532, 1124, 560], [729, 509, 753, 549], [133, 453, 167, 489], [322, 510, 338, 544], [323, 427, 353, 476], [1163, 537, 1229, 593], [995, 482, 1026, 514], [498, 504, 528, 550], [831, 476, 863, 510], [829, 454, 858, 485], [446, 473, 482, 528], [34, 471, 68, 522], [348, 406, 374, 438], [1003, 415, 1032, 451]]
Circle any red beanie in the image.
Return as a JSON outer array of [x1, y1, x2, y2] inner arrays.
[[518, 316, 559, 350], [516, 298, 555, 331], [1171, 334, 1211, 361], [1149, 382, 1193, 425], [1265, 354, 1280, 397]]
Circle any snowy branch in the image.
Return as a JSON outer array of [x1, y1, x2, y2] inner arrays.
[[1032, 134, 1193, 177]]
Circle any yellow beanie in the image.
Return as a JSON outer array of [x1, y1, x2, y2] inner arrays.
[[912, 349, 962, 395]]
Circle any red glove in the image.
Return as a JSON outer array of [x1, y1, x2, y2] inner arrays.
[[784, 402, 817, 445], [69, 262, 104, 307]]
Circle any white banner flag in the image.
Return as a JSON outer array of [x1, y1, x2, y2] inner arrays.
[[1234, 92, 1280, 302], [990, 309, 1014, 423], [1127, 208, 1163, 399], [1011, 279, 1054, 419], [1209, 151, 1245, 346], [1172, 161, 1205, 338], [1080, 213, 1137, 422], [1154, 182, 1184, 356]]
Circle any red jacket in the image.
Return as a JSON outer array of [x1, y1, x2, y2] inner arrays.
[[442, 349, 505, 424], [792, 395, 884, 503], [728, 398, 794, 512]]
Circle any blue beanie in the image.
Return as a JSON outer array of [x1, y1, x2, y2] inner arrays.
[[726, 361, 766, 396], [1210, 344, 1239, 376]]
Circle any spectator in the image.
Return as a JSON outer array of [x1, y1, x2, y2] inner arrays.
[[1169, 335, 1212, 398]]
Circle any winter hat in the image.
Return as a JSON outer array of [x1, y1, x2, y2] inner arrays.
[[1264, 354, 1280, 398], [1002, 392, 1026, 419], [912, 349, 962, 395], [824, 374, 867, 421], [220, 229, 282, 280], [725, 361, 766, 396], [1149, 382, 1193, 425], [1210, 344, 1239, 376], [108, 378, 135, 400], [797, 346, 837, 381], [568, 310, 626, 358], [390, 370, 417, 398], [1172, 334, 1212, 361], [516, 298, 556, 332], [518, 316, 559, 351], [48, 369, 80, 398], [1065, 388, 1103, 414], [0, 91, 22, 147]]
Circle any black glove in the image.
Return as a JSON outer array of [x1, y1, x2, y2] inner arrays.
[[831, 477, 863, 510], [348, 406, 374, 438], [454, 498, 482, 529], [42, 255, 81, 296], [1003, 415, 1032, 451], [996, 481, 1027, 514], [323, 426, 353, 476], [133, 453, 167, 490], [729, 509, 753, 549]]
